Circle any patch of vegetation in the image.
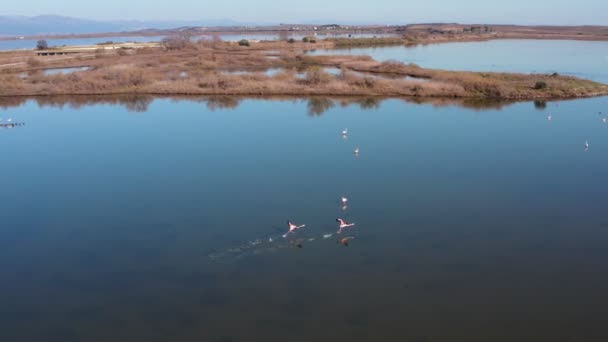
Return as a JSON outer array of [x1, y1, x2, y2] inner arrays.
[[27, 57, 42, 66], [534, 81, 548, 90], [161, 35, 195, 50], [36, 40, 48, 50], [238, 39, 250, 47]]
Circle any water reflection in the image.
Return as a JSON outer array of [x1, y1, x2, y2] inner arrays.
[[202, 96, 241, 111], [534, 100, 548, 111], [307, 97, 335, 116], [0, 95, 154, 112], [0, 94, 590, 115]]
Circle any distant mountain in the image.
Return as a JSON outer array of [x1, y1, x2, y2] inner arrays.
[[0, 15, 261, 36]]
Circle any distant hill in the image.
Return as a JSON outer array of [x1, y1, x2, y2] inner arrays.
[[0, 15, 256, 36]]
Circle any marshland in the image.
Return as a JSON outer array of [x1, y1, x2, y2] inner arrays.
[[1, 30, 607, 100]]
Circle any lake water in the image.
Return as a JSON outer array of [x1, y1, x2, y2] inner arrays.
[[0, 33, 397, 51], [308, 39, 608, 83], [0, 35, 166, 51], [1, 94, 608, 342]]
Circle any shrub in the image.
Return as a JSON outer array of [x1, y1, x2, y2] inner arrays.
[[303, 67, 332, 85], [238, 39, 250, 47], [27, 57, 42, 67], [288, 38, 296, 44], [534, 81, 548, 90], [161, 35, 194, 50], [95, 48, 106, 58], [36, 40, 48, 50], [302, 37, 309, 43], [309, 39, 317, 43]]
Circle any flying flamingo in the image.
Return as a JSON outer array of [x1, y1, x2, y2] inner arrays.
[[283, 220, 306, 238], [336, 218, 355, 234]]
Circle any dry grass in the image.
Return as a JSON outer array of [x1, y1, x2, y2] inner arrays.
[[0, 39, 606, 100]]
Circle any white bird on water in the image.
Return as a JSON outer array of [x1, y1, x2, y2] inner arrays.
[[7, 118, 12, 123], [342, 128, 348, 136], [341, 196, 349, 211], [354, 147, 360, 156], [585, 140, 590, 151], [547, 114, 552, 121], [336, 218, 355, 234], [283, 220, 306, 238], [602, 117, 607, 123]]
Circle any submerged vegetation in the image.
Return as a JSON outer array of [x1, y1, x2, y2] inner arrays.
[[0, 38, 606, 99]]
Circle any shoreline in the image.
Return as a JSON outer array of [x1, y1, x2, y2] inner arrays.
[[1, 23, 607, 42]]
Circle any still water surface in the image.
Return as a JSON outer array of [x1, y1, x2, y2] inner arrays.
[[308, 39, 608, 83], [0, 35, 166, 51], [1, 95, 608, 341]]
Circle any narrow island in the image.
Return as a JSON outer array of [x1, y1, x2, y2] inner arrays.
[[1, 25, 607, 100]]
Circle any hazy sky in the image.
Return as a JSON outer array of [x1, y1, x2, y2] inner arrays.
[[4, 0, 607, 25]]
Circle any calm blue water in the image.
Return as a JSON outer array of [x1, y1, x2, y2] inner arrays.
[[309, 39, 608, 83], [1, 95, 608, 341]]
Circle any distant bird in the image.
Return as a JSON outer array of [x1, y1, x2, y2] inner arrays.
[[283, 220, 306, 238], [336, 218, 355, 234], [341, 196, 349, 210], [337, 237, 355, 247], [7, 118, 12, 123], [602, 117, 607, 123], [547, 115, 552, 121], [268, 237, 273, 243], [354, 147, 360, 156], [323, 234, 333, 239], [585, 140, 590, 151], [341, 128, 348, 136]]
